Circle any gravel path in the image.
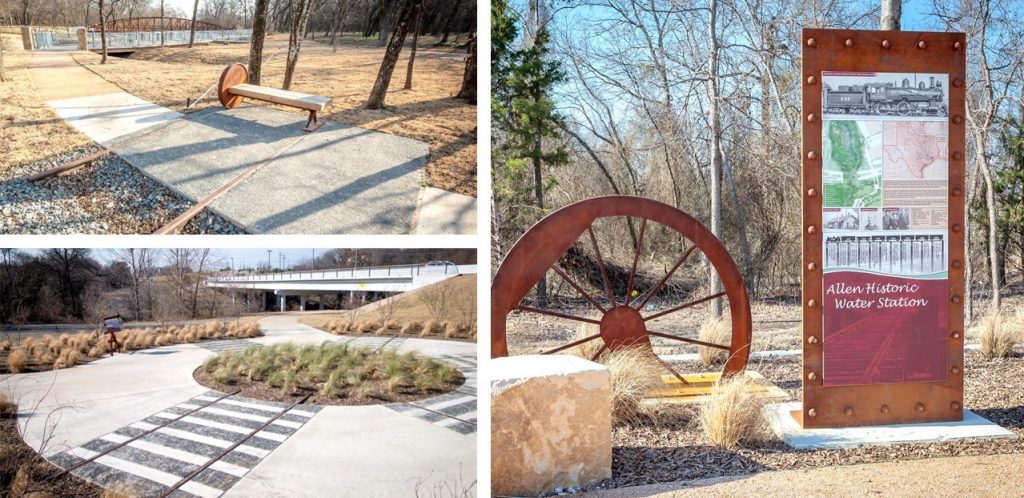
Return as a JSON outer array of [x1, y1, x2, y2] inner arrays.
[[0, 146, 244, 234], [581, 352, 1024, 493]]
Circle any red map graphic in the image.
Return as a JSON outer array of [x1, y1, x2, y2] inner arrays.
[[822, 271, 948, 386]]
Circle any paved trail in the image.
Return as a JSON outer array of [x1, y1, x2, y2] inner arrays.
[[1, 313, 476, 497], [587, 453, 1024, 498]]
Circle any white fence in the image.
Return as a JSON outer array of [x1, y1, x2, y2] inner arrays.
[[86, 29, 251, 50]]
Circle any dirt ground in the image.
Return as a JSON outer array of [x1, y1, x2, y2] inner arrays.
[[0, 51, 93, 171], [71, 34, 477, 195]]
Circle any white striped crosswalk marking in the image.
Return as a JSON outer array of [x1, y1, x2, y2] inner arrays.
[[151, 412, 287, 442], [129, 424, 270, 459], [98, 434, 249, 477], [416, 395, 475, 412], [175, 403, 302, 429], [193, 396, 305, 416], [67, 447, 223, 498]]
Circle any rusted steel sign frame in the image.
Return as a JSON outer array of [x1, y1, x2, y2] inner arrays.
[[801, 28, 966, 428], [491, 195, 753, 378]]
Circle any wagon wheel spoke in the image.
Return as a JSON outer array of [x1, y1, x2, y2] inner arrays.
[[647, 330, 731, 350], [591, 343, 608, 362], [634, 245, 698, 309], [540, 333, 601, 355], [624, 217, 647, 305], [551, 265, 606, 314], [650, 353, 689, 384], [587, 225, 617, 307], [516, 305, 602, 325], [643, 291, 727, 322]]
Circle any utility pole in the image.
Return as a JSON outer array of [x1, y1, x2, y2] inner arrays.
[[266, 250, 272, 272]]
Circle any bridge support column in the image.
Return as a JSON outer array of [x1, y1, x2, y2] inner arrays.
[[21, 26, 34, 50], [279, 295, 286, 312], [299, 295, 306, 311], [77, 28, 87, 50], [319, 295, 325, 311]]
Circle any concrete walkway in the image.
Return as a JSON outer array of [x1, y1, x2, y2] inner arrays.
[[585, 453, 1024, 497], [1, 313, 476, 497]]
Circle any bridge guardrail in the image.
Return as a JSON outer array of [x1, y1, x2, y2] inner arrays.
[[86, 29, 251, 50], [206, 263, 477, 286]]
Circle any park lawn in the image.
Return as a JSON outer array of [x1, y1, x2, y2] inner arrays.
[[72, 34, 477, 196], [0, 49, 93, 176], [299, 273, 477, 330]]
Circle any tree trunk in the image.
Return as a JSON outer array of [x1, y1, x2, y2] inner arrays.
[[439, 0, 462, 44], [0, 0, 5, 83], [160, 1, 165, 47], [708, 0, 723, 317], [249, 0, 270, 85], [533, 114, 547, 308], [880, 0, 901, 31], [330, 0, 346, 53], [188, 0, 200, 48], [978, 152, 1002, 311], [403, 7, 421, 90], [456, 33, 475, 102], [364, 0, 417, 109], [283, 0, 313, 90], [99, 0, 108, 64]]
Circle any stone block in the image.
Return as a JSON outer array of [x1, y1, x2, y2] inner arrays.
[[491, 355, 612, 496]]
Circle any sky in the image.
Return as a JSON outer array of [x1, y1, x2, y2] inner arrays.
[[162, 0, 199, 18]]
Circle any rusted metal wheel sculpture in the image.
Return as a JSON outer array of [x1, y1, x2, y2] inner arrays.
[[492, 196, 753, 379], [217, 63, 248, 109]]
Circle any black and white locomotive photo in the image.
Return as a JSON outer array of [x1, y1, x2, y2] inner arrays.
[[822, 72, 948, 118]]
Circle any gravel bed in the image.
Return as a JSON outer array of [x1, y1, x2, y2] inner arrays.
[[584, 352, 1024, 492], [0, 147, 246, 234]]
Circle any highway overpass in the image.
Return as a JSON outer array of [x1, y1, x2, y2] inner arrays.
[[206, 262, 477, 311]]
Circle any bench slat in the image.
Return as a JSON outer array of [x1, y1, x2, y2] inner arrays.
[[228, 83, 330, 112]]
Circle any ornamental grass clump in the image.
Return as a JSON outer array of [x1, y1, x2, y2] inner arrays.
[[698, 317, 730, 366], [976, 310, 1020, 360], [699, 373, 766, 449]]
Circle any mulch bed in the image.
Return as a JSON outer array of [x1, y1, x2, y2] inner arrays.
[[193, 366, 465, 407], [588, 351, 1024, 491], [0, 411, 103, 497]]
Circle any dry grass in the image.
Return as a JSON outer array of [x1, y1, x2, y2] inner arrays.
[[71, 34, 476, 195], [300, 275, 476, 337], [7, 349, 26, 373], [698, 317, 730, 366], [601, 346, 663, 425], [975, 310, 1021, 360], [572, 324, 605, 360], [0, 52, 93, 175], [698, 373, 766, 449]]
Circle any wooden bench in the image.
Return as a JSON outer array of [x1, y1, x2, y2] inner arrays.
[[217, 63, 331, 132]]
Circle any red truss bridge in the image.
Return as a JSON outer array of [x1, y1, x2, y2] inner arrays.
[[90, 17, 233, 32]]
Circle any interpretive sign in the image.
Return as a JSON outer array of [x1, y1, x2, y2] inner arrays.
[[801, 29, 966, 428]]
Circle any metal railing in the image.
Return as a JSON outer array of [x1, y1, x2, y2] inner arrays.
[[207, 263, 476, 284], [86, 29, 251, 50]]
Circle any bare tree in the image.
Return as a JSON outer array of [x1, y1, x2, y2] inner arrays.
[[99, 0, 109, 64], [283, 0, 313, 90], [402, 6, 421, 90], [249, 0, 269, 84], [364, 0, 418, 109], [707, 0, 724, 317], [374, 293, 400, 325], [456, 32, 475, 102], [417, 281, 452, 321], [190, 249, 211, 319], [188, 0, 199, 48], [115, 249, 153, 321]]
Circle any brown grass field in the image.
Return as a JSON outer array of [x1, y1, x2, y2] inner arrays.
[[71, 34, 477, 195]]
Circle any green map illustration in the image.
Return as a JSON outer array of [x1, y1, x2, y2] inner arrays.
[[823, 120, 882, 207]]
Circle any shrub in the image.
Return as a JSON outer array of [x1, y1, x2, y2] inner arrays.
[[66, 350, 80, 366], [443, 322, 460, 339], [358, 321, 374, 333], [698, 317, 730, 366], [7, 349, 27, 373], [88, 345, 104, 358], [0, 341, 10, 352], [602, 346, 662, 425], [420, 320, 438, 337], [699, 373, 766, 449], [374, 326, 389, 336], [977, 311, 1019, 360], [401, 321, 422, 336], [571, 324, 605, 360], [212, 366, 236, 385]]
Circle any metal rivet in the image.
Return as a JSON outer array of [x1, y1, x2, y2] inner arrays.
[[882, 39, 891, 49], [807, 75, 817, 85], [807, 38, 816, 47], [951, 401, 961, 410], [952, 259, 962, 269], [845, 39, 854, 47], [807, 372, 817, 381], [807, 225, 817, 234], [916, 403, 926, 412], [952, 186, 962, 196], [807, 113, 816, 122], [808, 408, 817, 417], [808, 299, 817, 308], [918, 40, 927, 49], [953, 151, 964, 160], [807, 150, 817, 159], [953, 78, 962, 87], [808, 336, 819, 344], [952, 330, 961, 339], [953, 115, 964, 124], [845, 407, 854, 416], [952, 223, 962, 232], [952, 295, 962, 304], [807, 262, 817, 271], [880, 404, 890, 414], [807, 188, 817, 197], [951, 366, 961, 375], [954, 41, 963, 50]]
